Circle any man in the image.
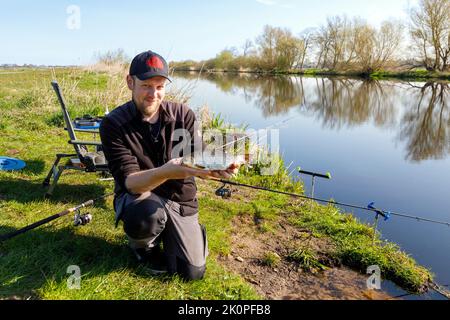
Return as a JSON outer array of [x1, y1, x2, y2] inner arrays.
[[99, 50, 237, 280]]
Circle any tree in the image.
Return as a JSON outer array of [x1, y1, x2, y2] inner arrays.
[[354, 20, 404, 73], [214, 49, 235, 69], [296, 28, 315, 69], [313, 16, 354, 70], [375, 20, 404, 69], [410, 0, 450, 71], [312, 16, 403, 73], [256, 25, 280, 69], [314, 25, 331, 69], [256, 25, 305, 70], [275, 31, 304, 70], [242, 39, 255, 57]]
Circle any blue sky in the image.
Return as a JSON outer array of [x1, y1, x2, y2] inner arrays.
[[0, 0, 418, 65]]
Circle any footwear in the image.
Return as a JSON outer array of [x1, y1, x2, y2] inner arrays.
[[132, 246, 168, 275]]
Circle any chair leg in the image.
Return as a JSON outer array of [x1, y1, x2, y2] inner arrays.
[[45, 166, 65, 198], [43, 154, 64, 187]]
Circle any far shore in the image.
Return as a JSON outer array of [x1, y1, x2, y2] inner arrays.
[[172, 68, 450, 81]]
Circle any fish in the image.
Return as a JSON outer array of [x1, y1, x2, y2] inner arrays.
[[181, 154, 246, 171]]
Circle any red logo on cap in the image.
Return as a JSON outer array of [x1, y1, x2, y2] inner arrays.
[[146, 56, 164, 70]]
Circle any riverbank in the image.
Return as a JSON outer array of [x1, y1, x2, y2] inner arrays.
[[206, 149, 434, 295], [3, 65, 449, 81], [0, 68, 440, 299], [173, 68, 450, 81]]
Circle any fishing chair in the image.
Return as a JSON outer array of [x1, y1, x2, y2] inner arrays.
[[42, 81, 109, 197]]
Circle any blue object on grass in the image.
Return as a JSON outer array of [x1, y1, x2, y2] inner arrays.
[[74, 124, 100, 130], [73, 116, 102, 130], [0, 157, 26, 171], [74, 122, 101, 130]]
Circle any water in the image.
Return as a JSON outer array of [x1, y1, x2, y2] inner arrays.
[[171, 72, 450, 298]]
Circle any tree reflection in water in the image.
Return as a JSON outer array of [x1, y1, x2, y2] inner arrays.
[[399, 82, 449, 162], [174, 72, 449, 162], [305, 78, 398, 130]]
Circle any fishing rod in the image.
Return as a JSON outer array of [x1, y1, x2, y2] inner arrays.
[[0, 193, 115, 242], [211, 178, 450, 228], [389, 282, 450, 300], [210, 174, 450, 299]]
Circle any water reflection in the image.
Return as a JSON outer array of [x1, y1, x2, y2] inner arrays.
[[399, 82, 449, 162], [304, 78, 397, 130], [174, 72, 449, 162], [177, 72, 303, 115]]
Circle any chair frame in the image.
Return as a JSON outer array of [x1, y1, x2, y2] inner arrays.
[[43, 81, 109, 197]]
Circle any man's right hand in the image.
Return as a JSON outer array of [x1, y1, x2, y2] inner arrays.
[[161, 158, 213, 180]]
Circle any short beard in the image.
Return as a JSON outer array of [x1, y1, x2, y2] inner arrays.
[[133, 96, 160, 120]]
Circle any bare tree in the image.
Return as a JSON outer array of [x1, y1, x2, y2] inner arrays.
[[296, 28, 315, 69], [257, 25, 279, 69], [314, 25, 331, 69], [354, 20, 404, 73], [326, 16, 353, 69], [242, 39, 255, 57], [375, 20, 404, 68], [311, 16, 403, 73], [313, 16, 359, 70], [410, 0, 450, 71]]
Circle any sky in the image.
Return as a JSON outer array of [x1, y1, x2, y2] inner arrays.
[[0, 0, 419, 66]]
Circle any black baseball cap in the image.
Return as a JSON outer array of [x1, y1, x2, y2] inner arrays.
[[129, 50, 171, 82]]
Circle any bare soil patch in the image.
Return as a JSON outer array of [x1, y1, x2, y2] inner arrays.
[[219, 212, 393, 300]]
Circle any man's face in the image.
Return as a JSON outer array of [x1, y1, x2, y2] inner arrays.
[[127, 75, 167, 118]]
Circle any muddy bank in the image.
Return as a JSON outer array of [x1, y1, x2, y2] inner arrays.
[[219, 213, 393, 300]]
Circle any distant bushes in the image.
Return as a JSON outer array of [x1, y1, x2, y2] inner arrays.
[[171, 0, 450, 75]]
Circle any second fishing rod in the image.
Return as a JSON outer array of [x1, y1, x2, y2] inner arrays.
[[209, 176, 450, 229]]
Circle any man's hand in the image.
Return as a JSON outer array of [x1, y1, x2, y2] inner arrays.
[[125, 158, 227, 195], [162, 158, 242, 181], [161, 158, 213, 180]]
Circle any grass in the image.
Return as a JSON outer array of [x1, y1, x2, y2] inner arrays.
[[0, 173, 260, 300], [287, 202, 433, 293], [261, 252, 281, 268], [370, 69, 450, 80], [0, 66, 434, 299], [287, 247, 328, 273], [0, 67, 260, 300], [296, 68, 450, 80], [178, 67, 450, 81]]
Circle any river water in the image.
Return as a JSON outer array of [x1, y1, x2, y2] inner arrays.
[[171, 72, 450, 299]]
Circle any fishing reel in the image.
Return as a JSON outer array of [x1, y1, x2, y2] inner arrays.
[[215, 183, 233, 199], [74, 211, 93, 227]]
